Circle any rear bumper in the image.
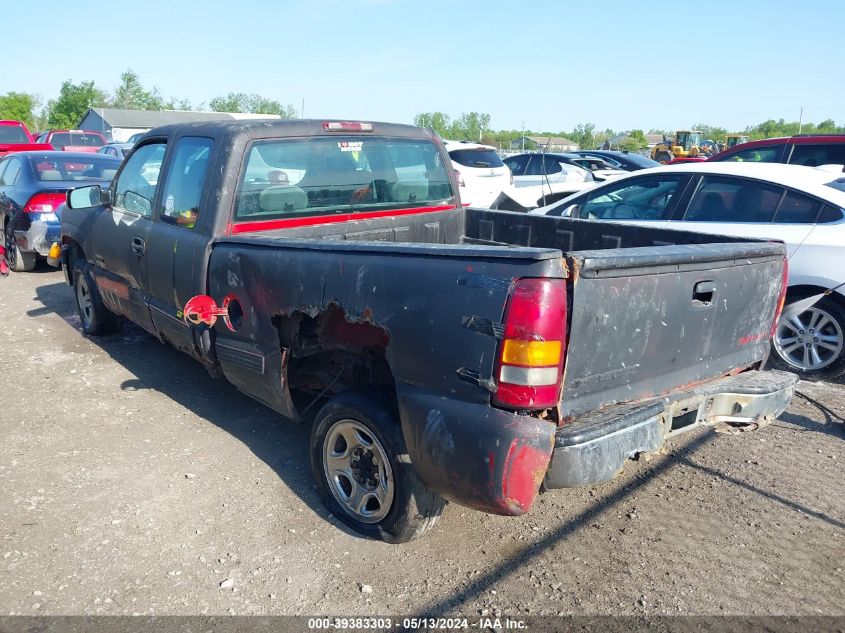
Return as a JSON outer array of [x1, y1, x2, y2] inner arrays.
[[545, 369, 797, 488], [15, 221, 61, 256]]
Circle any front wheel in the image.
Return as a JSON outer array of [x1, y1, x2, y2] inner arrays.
[[770, 295, 845, 380], [310, 392, 446, 543], [73, 260, 122, 335]]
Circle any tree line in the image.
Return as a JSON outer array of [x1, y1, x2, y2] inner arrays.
[[2, 78, 842, 148], [414, 112, 845, 152], [0, 69, 297, 132]]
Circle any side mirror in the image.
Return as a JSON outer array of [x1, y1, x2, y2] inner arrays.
[[67, 185, 111, 209]]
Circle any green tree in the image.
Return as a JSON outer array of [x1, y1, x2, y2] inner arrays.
[[0, 92, 40, 129], [209, 92, 295, 117], [620, 129, 648, 152], [570, 123, 596, 150], [165, 97, 193, 111], [449, 112, 491, 142], [46, 80, 108, 129], [693, 123, 728, 141], [111, 69, 164, 110], [413, 112, 452, 138]]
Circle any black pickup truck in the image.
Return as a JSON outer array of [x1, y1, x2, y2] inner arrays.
[[61, 119, 797, 542]]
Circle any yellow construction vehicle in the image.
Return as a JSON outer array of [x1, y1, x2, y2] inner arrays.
[[725, 135, 749, 149], [651, 130, 704, 163]]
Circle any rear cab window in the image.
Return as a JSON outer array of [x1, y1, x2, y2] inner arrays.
[[233, 137, 454, 224]]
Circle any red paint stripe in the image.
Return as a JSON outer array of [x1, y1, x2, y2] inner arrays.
[[229, 204, 457, 235]]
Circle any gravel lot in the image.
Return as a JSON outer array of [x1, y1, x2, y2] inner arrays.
[[0, 266, 843, 618]]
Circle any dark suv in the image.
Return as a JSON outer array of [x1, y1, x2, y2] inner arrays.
[[709, 135, 845, 166]]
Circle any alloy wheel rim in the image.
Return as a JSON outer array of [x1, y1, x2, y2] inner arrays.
[[76, 276, 93, 328], [5, 224, 17, 264], [322, 419, 394, 524], [774, 306, 843, 371]]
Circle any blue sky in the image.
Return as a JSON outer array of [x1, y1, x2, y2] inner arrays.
[[3, 0, 844, 132]]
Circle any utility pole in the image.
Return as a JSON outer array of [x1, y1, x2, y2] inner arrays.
[[798, 106, 804, 134], [301, 98, 305, 119]]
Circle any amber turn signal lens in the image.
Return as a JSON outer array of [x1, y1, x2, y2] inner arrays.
[[501, 339, 561, 367]]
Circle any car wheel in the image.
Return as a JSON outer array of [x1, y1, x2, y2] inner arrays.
[[4, 220, 36, 272], [770, 295, 845, 380], [73, 260, 122, 335], [310, 392, 445, 543]]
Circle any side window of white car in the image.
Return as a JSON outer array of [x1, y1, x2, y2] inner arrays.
[[773, 191, 824, 224], [578, 176, 684, 220], [685, 177, 782, 223]]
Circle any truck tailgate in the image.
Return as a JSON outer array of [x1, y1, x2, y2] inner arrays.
[[560, 242, 786, 420]]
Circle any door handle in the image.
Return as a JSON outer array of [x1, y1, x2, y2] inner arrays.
[[692, 281, 716, 305], [131, 236, 145, 255]]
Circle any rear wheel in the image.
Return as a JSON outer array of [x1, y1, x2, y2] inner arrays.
[[310, 392, 445, 543], [770, 295, 845, 380], [73, 260, 122, 335], [4, 221, 36, 272]]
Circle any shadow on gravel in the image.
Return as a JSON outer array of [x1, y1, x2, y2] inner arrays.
[[417, 432, 716, 615], [31, 281, 366, 540], [779, 391, 845, 436], [680, 458, 845, 530]]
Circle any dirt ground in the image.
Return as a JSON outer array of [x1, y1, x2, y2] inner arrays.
[[0, 266, 842, 618]]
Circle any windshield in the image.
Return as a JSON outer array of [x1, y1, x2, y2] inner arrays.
[[448, 148, 505, 168], [31, 155, 121, 181], [0, 126, 30, 143], [234, 137, 455, 223], [50, 132, 105, 148]]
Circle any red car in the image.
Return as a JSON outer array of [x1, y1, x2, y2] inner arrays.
[[35, 129, 107, 153], [0, 120, 53, 158], [708, 134, 845, 165]]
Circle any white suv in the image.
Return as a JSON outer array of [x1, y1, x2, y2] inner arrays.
[[444, 141, 511, 208]]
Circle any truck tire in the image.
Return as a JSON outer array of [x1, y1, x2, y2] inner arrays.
[[770, 294, 845, 381], [4, 221, 36, 272], [310, 392, 446, 543], [72, 260, 122, 336]]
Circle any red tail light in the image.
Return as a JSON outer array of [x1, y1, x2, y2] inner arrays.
[[770, 257, 789, 337], [24, 192, 66, 214], [493, 278, 568, 410], [322, 121, 373, 132]]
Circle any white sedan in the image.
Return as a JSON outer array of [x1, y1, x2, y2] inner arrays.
[[532, 162, 845, 380]]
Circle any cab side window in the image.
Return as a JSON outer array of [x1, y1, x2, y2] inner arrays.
[[157, 137, 213, 230], [722, 145, 784, 163], [114, 143, 166, 218]]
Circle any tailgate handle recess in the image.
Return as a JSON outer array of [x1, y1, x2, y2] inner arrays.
[[131, 236, 146, 255], [692, 281, 716, 306]]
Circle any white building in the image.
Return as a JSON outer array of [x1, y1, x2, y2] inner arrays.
[[77, 108, 281, 142]]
